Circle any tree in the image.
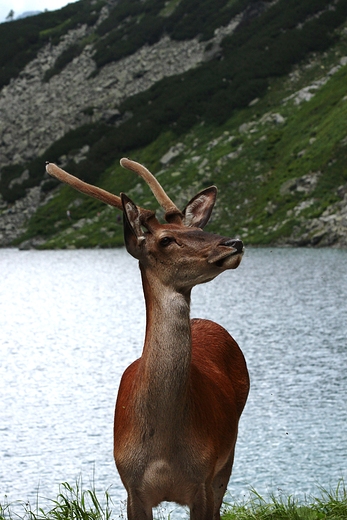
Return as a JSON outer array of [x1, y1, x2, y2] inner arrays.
[[6, 9, 15, 21]]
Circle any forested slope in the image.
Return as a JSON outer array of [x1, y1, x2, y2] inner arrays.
[[0, 0, 346, 248]]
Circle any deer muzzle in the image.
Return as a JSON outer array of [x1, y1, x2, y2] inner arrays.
[[207, 238, 244, 267]]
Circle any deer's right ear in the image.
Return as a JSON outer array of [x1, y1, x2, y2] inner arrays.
[[183, 186, 217, 229], [121, 193, 145, 258]]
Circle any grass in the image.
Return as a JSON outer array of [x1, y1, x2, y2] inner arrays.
[[1, 481, 346, 520], [0, 480, 114, 520], [223, 482, 347, 519]]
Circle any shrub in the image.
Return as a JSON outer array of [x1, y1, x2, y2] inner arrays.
[[43, 43, 84, 82]]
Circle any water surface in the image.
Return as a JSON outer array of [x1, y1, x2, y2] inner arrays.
[[0, 247, 346, 516]]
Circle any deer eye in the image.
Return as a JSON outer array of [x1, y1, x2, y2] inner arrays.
[[159, 236, 173, 247]]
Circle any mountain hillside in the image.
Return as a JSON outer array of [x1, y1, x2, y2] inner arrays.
[[0, 0, 347, 248]]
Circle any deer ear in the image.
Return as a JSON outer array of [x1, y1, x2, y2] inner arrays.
[[121, 193, 146, 258], [182, 186, 217, 229]]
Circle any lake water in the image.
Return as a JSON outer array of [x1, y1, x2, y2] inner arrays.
[[0, 247, 346, 517]]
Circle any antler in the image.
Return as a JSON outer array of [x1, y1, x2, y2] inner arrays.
[[120, 158, 183, 223], [46, 159, 183, 223], [45, 162, 123, 210]]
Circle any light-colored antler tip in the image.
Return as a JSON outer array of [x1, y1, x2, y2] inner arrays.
[[45, 162, 54, 175], [120, 157, 130, 168]]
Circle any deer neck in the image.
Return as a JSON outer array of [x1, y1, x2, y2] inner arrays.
[[136, 264, 192, 418]]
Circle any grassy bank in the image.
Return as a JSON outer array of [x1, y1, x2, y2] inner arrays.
[[1, 481, 346, 520]]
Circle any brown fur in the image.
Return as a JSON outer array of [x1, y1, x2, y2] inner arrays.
[[45, 159, 249, 520]]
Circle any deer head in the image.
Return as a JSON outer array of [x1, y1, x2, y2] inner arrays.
[[45, 159, 243, 291]]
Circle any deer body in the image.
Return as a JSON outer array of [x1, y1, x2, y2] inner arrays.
[[45, 159, 249, 520], [115, 313, 248, 518]]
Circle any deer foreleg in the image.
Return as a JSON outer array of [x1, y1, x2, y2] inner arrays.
[[126, 491, 153, 520], [190, 483, 214, 520], [212, 453, 235, 520]]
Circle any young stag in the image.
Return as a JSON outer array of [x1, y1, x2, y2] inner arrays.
[[46, 159, 250, 520]]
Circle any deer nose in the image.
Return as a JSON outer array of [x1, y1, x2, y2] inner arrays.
[[221, 238, 244, 253]]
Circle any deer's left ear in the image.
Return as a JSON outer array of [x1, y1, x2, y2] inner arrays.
[[182, 186, 217, 229], [121, 193, 146, 258]]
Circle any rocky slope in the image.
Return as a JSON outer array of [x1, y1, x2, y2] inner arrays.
[[0, 0, 346, 248], [0, 3, 246, 246]]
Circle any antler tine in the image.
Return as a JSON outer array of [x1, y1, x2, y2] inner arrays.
[[120, 158, 182, 222], [45, 163, 123, 210]]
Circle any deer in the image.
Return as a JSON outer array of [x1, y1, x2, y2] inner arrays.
[[46, 158, 250, 520]]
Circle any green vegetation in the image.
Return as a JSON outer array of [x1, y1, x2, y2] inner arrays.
[[92, 0, 258, 68], [0, 0, 102, 89], [1, 0, 347, 248], [43, 42, 84, 82], [0, 481, 113, 520], [1, 481, 346, 520], [14, 28, 347, 249], [222, 482, 347, 519]]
